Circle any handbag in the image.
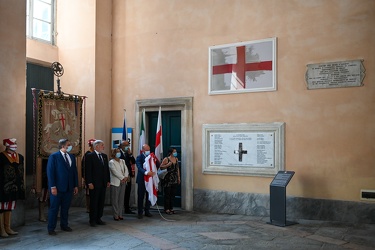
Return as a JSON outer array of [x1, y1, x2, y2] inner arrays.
[[158, 157, 170, 179], [158, 168, 168, 179]]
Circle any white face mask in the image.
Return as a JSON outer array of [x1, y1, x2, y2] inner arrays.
[[115, 152, 121, 158], [144, 151, 150, 156], [66, 145, 73, 152], [9, 145, 17, 151]]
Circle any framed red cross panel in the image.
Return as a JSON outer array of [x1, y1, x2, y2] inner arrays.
[[209, 37, 277, 95]]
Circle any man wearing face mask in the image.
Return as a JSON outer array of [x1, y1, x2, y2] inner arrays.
[[85, 140, 110, 227], [135, 144, 159, 219], [46, 139, 78, 236], [118, 140, 135, 214], [0, 138, 25, 238]]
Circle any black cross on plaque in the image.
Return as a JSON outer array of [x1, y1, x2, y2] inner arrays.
[[234, 142, 247, 162]]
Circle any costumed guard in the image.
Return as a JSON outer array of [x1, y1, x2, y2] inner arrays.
[[0, 138, 25, 237], [38, 159, 49, 222]]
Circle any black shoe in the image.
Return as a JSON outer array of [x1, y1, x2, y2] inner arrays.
[[137, 214, 143, 219], [48, 231, 57, 236], [89, 222, 96, 227], [125, 210, 135, 214], [61, 227, 72, 232], [96, 220, 106, 225], [145, 212, 153, 217], [113, 217, 119, 221]]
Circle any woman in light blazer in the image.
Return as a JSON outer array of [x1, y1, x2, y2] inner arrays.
[[109, 148, 129, 220]]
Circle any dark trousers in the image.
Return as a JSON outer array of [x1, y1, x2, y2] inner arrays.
[[124, 179, 132, 211], [137, 181, 150, 215], [89, 186, 106, 223], [48, 191, 73, 231], [164, 184, 177, 211]]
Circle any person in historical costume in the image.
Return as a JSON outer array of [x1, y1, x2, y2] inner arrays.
[[81, 139, 96, 213], [0, 138, 25, 237], [37, 158, 49, 222]]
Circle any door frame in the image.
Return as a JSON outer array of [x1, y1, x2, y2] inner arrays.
[[135, 97, 193, 211]]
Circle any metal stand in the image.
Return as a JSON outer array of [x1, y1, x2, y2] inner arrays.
[[267, 171, 298, 227], [57, 78, 61, 95]]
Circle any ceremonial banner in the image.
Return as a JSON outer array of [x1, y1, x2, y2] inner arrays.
[[37, 92, 83, 157], [209, 37, 277, 95]]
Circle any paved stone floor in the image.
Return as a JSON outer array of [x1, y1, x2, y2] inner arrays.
[[0, 206, 374, 250]]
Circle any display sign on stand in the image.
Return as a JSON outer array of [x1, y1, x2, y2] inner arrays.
[[268, 171, 298, 227]]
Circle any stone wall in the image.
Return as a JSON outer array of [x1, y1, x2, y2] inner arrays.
[[194, 189, 375, 224]]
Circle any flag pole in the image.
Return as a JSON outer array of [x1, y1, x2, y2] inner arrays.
[[139, 108, 146, 154], [122, 109, 127, 142], [155, 106, 163, 162]]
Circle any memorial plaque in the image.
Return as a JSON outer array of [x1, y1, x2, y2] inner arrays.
[[202, 123, 285, 177], [209, 132, 274, 167], [305, 60, 365, 89]]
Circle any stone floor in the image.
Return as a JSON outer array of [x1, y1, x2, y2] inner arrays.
[[1, 206, 374, 249]]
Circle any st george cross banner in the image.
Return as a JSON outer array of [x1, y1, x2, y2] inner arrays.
[[37, 91, 83, 157], [143, 153, 159, 206], [209, 37, 277, 94]]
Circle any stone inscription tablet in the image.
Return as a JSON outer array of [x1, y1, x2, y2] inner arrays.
[[209, 132, 275, 167], [305, 60, 365, 89], [270, 171, 295, 187], [202, 123, 285, 177]]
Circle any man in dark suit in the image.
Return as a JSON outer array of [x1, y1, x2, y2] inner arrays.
[[135, 144, 159, 219], [118, 140, 135, 214], [85, 140, 110, 227], [47, 139, 78, 236]]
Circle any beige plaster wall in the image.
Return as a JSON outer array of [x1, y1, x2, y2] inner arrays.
[[0, 0, 26, 155], [3, 0, 373, 204], [56, 0, 112, 154], [26, 39, 58, 66], [111, 0, 375, 202]]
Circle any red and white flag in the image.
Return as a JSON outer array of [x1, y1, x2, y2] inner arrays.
[[143, 153, 159, 205], [155, 106, 163, 162], [211, 39, 274, 90]]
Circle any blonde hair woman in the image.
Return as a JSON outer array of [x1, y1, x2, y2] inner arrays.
[[109, 148, 129, 220]]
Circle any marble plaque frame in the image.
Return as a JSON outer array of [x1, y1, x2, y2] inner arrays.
[[202, 123, 285, 177], [208, 37, 277, 95]]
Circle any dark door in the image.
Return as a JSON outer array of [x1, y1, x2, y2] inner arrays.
[[26, 63, 54, 174], [147, 110, 181, 207]]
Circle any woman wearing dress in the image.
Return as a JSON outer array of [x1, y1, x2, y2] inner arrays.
[[159, 147, 180, 215], [109, 148, 129, 220]]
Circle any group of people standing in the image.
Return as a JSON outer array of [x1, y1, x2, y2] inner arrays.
[[0, 137, 181, 237]]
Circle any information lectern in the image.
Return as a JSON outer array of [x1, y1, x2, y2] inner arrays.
[[268, 171, 297, 227]]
